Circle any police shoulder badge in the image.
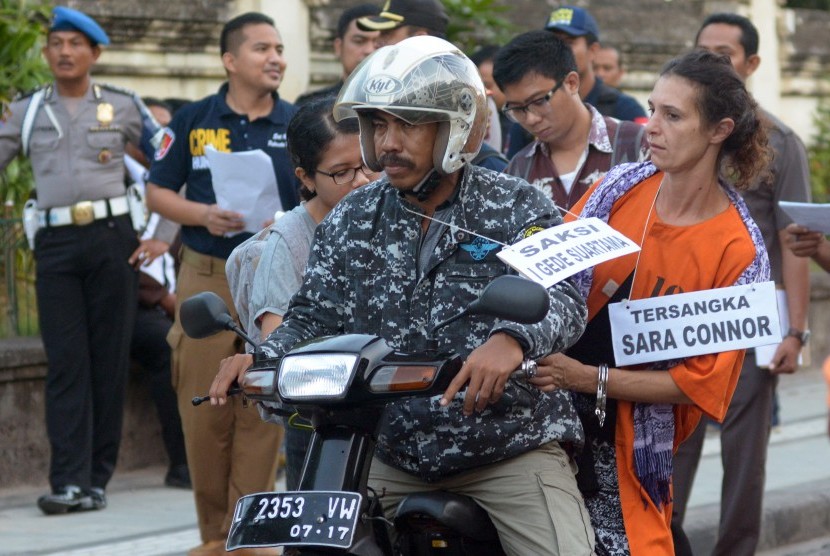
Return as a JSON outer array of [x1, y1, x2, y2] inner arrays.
[[154, 128, 175, 161], [522, 225, 545, 239]]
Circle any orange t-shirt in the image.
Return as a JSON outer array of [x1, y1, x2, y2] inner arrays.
[[568, 172, 758, 555]]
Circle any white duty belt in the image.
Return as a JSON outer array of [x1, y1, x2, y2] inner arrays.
[[37, 195, 130, 227]]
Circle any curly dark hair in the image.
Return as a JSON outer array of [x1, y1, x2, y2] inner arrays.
[[659, 49, 770, 190]]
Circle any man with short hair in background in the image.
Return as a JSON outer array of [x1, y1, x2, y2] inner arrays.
[[146, 12, 297, 556], [495, 31, 648, 212], [505, 5, 647, 158], [295, 3, 379, 106], [671, 13, 811, 556], [594, 45, 624, 89]]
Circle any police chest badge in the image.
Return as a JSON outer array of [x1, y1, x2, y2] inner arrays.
[[97, 102, 114, 127]]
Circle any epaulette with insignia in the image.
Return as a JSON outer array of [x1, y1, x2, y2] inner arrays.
[[12, 84, 47, 102], [99, 82, 140, 97]]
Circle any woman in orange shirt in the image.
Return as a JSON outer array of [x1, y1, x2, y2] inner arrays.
[[532, 50, 771, 555]]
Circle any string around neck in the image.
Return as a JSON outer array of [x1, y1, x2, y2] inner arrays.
[[626, 176, 664, 306]]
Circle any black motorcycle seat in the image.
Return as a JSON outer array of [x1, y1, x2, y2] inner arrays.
[[394, 490, 500, 541]]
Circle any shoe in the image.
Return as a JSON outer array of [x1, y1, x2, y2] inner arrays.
[[165, 463, 192, 489], [187, 540, 225, 556], [37, 485, 94, 515], [88, 487, 107, 510]]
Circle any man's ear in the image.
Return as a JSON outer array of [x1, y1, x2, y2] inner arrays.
[[333, 37, 343, 60], [711, 117, 736, 145], [745, 53, 761, 78], [565, 70, 581, 95], [91, 45, 102, 62], [587, 39, 601, 60], [222, 51, 235, 74]]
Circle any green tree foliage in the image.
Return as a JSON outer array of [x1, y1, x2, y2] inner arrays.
[[808, 91, 830, 203], [0, 0, 50, 209], [443, 0, 516, 53]]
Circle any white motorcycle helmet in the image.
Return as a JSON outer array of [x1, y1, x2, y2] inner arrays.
[[334, 35, 487, 176]]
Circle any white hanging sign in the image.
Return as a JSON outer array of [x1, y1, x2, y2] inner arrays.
[[497, 217, 640, 288], [608, 281, 781, 366]]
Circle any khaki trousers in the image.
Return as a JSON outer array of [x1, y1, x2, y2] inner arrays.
[[369, 441, 596, 555], [170, 247, 282, 542]]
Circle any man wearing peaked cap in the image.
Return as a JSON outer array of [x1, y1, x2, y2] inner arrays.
[[542, 5, 645, 122], [0, 5, 162, 515], [545, 5, 600, 39], [358, 0, 448, 46]]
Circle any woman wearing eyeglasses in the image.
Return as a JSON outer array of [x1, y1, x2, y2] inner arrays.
[[529, 50, 771, 555], [225, 94, 380, 489]]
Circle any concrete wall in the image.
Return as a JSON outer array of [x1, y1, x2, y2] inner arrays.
[[0, 338, 166, 489], [64, 0, 311, 104]]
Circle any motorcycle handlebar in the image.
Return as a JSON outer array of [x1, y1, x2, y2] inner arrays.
[[192, 386, 242, 406]]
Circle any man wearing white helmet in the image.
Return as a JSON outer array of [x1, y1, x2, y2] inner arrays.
[[212, 36, 594, 554]]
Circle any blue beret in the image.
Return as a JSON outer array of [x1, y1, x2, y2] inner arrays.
[[50, 6, 110, 46]]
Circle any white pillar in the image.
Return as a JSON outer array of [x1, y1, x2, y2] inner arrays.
[[749, 0, 780, 114]]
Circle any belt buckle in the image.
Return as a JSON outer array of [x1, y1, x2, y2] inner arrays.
[[71, 201, 95, 225]]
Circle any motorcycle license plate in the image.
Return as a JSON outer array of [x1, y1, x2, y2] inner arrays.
[[226, 491, 363, 550]]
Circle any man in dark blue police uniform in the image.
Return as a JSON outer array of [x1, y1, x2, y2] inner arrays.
[[0, 7, 161, 514], [146, 11, 296, 555]]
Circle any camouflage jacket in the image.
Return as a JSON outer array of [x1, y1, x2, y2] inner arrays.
[[261, 165, 587, 481]]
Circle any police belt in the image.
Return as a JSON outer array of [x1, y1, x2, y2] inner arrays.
[[37, 195, 129, 227]]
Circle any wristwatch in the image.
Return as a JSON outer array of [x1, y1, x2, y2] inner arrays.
[[785, 327, 811, 346]]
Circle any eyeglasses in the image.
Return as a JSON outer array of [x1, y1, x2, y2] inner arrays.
[[502, 79, 566, 123], [316, 163, 377, 185]]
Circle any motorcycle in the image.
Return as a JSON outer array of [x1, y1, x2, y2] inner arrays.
[[181, 275, 549, 555]]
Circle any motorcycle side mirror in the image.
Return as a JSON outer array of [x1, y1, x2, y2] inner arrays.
[[467, 275, 549, 324], [180, 291, 238, 339], [429, 275, 549, 338]]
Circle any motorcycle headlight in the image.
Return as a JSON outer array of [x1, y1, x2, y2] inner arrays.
[[278, 353, 359, 400]]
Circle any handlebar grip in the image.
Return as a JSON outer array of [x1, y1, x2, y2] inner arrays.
[[192, 386, 242, 406]]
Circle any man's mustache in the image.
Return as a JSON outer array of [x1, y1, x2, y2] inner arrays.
[[378, 154, 415, 169]]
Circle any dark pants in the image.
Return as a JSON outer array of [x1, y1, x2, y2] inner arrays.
[[672, 353, 777, 556], [130, 304, 186, 468], [34, 215, 138, 491]]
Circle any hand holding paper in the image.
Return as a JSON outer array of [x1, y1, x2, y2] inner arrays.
[[783, 222, 826, 259], [203, 204, 244, 237], [204, 145, 282, 236], [779, 201, 830, 235]]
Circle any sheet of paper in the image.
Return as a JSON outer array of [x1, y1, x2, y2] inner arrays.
[[205, 145, 281, 235], [778, 201, 830, 234]]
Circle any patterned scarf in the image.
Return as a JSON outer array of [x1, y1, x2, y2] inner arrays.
[[573, 162, 770, 508]]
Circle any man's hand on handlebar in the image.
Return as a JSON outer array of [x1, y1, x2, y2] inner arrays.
[[439, 332, 524, 416], [210, 353, 254, 405]]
